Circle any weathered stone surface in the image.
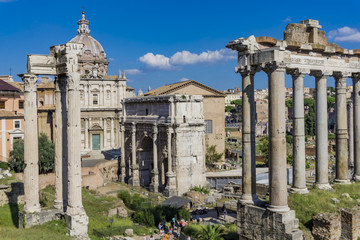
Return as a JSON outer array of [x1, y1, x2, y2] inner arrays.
[[107, 208, 117, 217], [124, 228, 134, 236], [237, 203, 302, 240], [332, 198, 340, 204], [312, 212, 340, 240], [117, 207, 128, 218], [18, 209, 62, 228], [341, 207, 360, 240]]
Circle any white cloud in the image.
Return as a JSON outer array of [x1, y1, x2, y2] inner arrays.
[[109, 57, 115, 61], [126, 69, 142, 75], [138, 48, 236, 71], [180, 77, 191, 82], [328, 26, 360, 42], [139, 53, 172, 70], [282, 16, 292, 23]]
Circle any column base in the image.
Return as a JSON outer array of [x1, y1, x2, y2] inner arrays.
[[315, 183, 332, 190], [239, 194, 261, 205], [149, 183, 159, 193], [268, 205, 290, 213], [290, 187, 309, 194], [53, 200, 64, 211], [238, 203, 302, 240], [334, 179, 351, 184], [24, 203, 41, 214], [129, 167, 140, 187], [164, 172, 177, 197], [119, 166, 126, 183], [65, 212, 89, 239], [354, 175, 360, 181]]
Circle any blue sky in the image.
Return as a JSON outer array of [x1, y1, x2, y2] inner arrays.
[[1, 0, 360, 93]]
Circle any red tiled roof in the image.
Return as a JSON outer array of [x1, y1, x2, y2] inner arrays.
[[0, 80, 21, 92]]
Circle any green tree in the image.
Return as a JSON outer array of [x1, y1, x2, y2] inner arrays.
[[9, 138, 25, 172], [196, 225, 225, 240], [225, 105, 235, 113], [304, 98, 315, 111], [205, 145, 223, 164], [258, 136, 269, 165], [285, 99, 293, 108], [9, 133, 55, 174], [231, 99, 242, 106], [327, 96, 335, 110], [38, 133, 55, 174], [305, 112, 316, 136]]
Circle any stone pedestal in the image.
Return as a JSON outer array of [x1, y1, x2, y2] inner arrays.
[[164, 172, 177, 197], [129, 165, 140, 187], [65, 213, 89, 239], [237, 203, 303, 240], [19, 209, 62, 229]]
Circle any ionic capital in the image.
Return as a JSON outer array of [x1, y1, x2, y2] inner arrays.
[[21, 74, 38, 92], [153, 124, 158, 135], [262, 61, 286, 75], [286, 68, 310, 79], [310, 70, 332, 79], [352, 72, 360, 81], [66, 72, 80, 90], [333, 71, 351, 81]]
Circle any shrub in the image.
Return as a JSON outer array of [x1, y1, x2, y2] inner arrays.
[[131, 193, 144, 210], [178, 208, 190, 221], [192, 185, 210, 194], [117, 190, 131, 206], [133, 211, 145, 224], [0, 161, 8, 170]]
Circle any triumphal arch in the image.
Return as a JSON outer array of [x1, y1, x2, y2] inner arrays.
[[227, 19, 360, 239], [19, 42, 89, 238]]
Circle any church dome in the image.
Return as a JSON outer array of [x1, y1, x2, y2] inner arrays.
[[70, 11, 108, 78], [70, 11, 106, 58]]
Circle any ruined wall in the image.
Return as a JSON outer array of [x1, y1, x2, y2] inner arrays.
[[312, 212, 341, 240]]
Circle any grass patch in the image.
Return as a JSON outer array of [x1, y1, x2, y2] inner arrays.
[[289, 182, 360, 232]]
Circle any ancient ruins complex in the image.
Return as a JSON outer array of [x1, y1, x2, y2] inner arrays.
[[227, 19, 360, 239]]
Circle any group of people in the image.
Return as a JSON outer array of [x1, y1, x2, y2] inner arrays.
[[216, 205, 227, 220], [156, 217, 189, 240]]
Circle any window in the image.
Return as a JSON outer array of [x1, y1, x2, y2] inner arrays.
[[205, 120, 213, 134], [19, 101, 24, 109], [14, 120, 20, 129], [0, 101, 5, 109], [93, 94, 98, 105]]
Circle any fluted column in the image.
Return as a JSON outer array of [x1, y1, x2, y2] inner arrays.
[[239, 66, 258, 204], [334, 72, 350, 183], [264, 62, 289, 212], [288, 68, 309, 194], [54, 77, 64, 209], [150, 124, 159, 192], [165, 126, 176, 196], [311, 70, 332, 189], [353, 74, 360, 180], [21, 73, 40, 213], [130, 122, 140, 186], [348, 100, 354, 177], [119, 124, 126, 182]]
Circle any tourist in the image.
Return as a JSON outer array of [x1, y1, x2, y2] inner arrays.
[[223, 207, 227, 220], [216, 207, 220, 219], [149, 235, 154, 240], [196, 215, 200, 223], [190, 215, 193, 222], [160, 228, 165, 239]]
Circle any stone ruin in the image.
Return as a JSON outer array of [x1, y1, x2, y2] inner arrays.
[[19, 42, 89, 238], [227, 19, 360, 239]]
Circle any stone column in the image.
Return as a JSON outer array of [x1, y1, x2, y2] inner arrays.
[[119, 124, 126, 182], [333, 72, 350, 183], [21, 73, 41, 213], [85, 118, 89, 150], [88, 84, 91, 107], [311, 70, 332, 189], [102, 84, 106, 107], [54, 77, 64, 209], [264, 62, 289, 212], [288, 69, 309, 194], [150, 124, 159, 192], [348, 100, 354, 178], [239, 66, 258, 204], [84, 84, 88, 107], [353, 74, 360, 180], [129, 122, 140, 186], [165, 126, 177, 196], [111, 118, 115, 148], [103, 118, 107, 149]]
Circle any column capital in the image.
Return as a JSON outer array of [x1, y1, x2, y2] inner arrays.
[[66, 73, 80, 90], [20, 74, 38, 92], [262, 61, 286, 75], [237, 65, 261, 77], [167, 126, 173, 134], [310, 69, 332, 79], [131, 122, 136, 132], [286, 68, 310, 79], [120, 125, 125, 132], [352, 72, 360, 80], [153, 123, 158, 135], [333, 71, 351, 81]]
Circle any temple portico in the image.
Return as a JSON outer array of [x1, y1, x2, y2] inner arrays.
[[227, 19, 360, 239]]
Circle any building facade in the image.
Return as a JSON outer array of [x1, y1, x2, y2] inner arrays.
[[120, 95, 207, 196]]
